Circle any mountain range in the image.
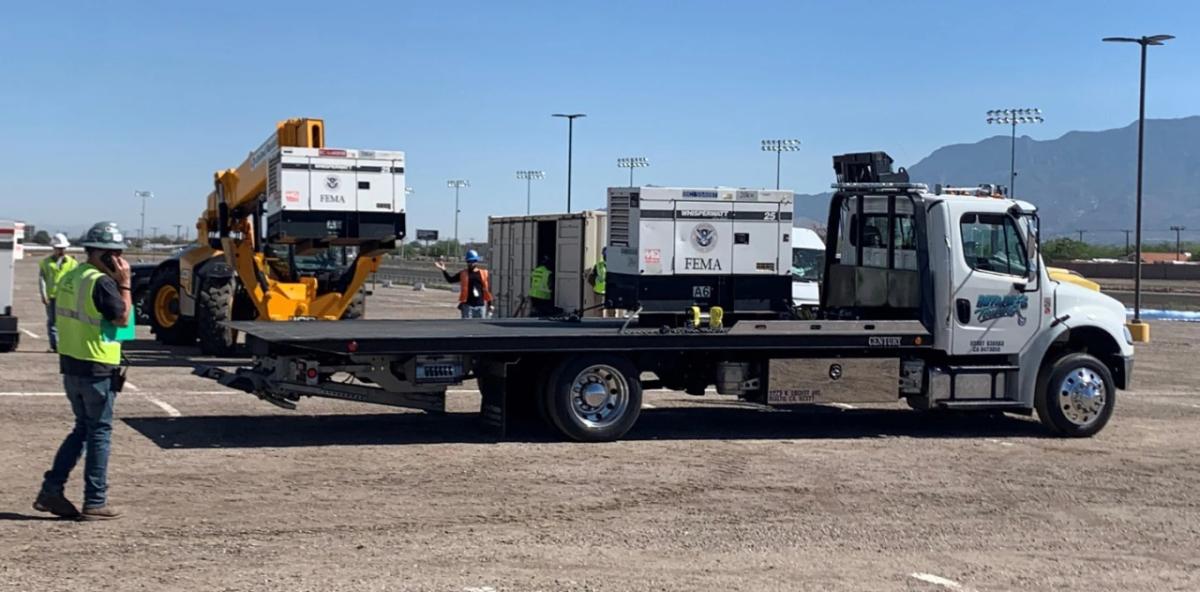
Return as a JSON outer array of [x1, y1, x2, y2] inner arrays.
[[795, 116, 1200, 241]]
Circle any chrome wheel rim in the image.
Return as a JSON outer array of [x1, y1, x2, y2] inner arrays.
[[1057, 366, 1107, 428], [569, 364, 630, 429]]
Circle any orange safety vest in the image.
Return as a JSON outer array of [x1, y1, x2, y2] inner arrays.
[[458, 268, 492, 304]]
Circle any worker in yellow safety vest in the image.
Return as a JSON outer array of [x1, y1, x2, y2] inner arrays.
[[38, 233, 79, 352], [588, 247, 610, 317], [34, 221, 132, 521], [528, 256, 554, 317]]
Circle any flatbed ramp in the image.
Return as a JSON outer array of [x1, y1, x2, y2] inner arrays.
[[229, 318, 933, 356]]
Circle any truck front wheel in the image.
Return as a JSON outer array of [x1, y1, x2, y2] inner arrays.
[[1035, 352, 1116, 437], [544, 355, 642, 442]]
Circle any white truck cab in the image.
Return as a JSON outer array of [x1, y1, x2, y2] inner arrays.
[[823, 153, 1132, 435]]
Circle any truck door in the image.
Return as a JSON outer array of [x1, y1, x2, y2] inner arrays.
[[950, 210, 1041, 355], [555, 218, 585, 312]]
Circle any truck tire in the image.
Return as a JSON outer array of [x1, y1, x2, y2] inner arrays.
[[148, 266, 196, 345], [1035, 352, 1115, 437], [197, 278, 237, 356], [544, 354, 642, 442], [341, 289, 366, 320]]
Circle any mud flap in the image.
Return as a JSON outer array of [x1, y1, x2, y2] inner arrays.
[[476, 359, 510, 438]]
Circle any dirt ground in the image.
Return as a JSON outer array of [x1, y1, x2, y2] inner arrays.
[[2, 257, 1199, 592]]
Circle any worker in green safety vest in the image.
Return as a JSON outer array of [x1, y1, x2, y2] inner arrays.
[[38, 233, 78, 352], [588, 247, 610, 317], [34, 221, 132, 521], [528, 255, 554, 317]]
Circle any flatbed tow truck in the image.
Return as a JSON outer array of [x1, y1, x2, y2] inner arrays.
[[202, 152, 1133, 442]]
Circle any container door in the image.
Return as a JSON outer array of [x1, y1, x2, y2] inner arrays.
[[673, 201, 733, 275], [556, 218, 584, 311]]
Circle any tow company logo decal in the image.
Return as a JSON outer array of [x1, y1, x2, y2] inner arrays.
[[975, 294, 1029, 326]]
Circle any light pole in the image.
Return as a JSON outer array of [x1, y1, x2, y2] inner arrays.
[[516, 170, 545, 215], [1103, 34, 1174, 328], [760, 139, 800, 190], [134, 190, 153, 244], [617, 157, 649, 186], [173, 224, 183, 242], [985, 109, 1043, 197], [1170, 225, 1186, 261], [552, 113, 586, 212], [447, 180, 469, 256], [1122, 229, 1132, 255]]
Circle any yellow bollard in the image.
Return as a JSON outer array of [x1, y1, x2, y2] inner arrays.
[[1127, 321, 1150, 343]]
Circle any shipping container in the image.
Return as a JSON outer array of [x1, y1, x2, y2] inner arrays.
[[487, 211, 607, 318]]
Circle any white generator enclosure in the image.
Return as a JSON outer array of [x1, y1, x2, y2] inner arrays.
[[488, 211, 607, 318], [606, 187, 794, 315], [0, 221, 26, 352], [264, 147, 407, 247]]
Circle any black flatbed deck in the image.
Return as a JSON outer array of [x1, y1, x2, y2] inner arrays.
[[231, 318, 932, 356]]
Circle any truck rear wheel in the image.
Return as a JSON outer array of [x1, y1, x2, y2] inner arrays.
[[1035, 352, 1115, 437], [197, 278, 237, 356], [148, 266, 195, 345], [544, 354, 642, 442]]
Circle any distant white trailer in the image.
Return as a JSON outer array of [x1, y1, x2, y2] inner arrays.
[[0, 220, 26, 352], [487, 211, 607, 318]]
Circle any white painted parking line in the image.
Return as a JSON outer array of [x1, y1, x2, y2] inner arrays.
[[124, 381, 141, 391], [0, 392, 61, 397], [909, 572, 973, 591], [641, 403, 656, 409], [20, 328, 41, 339], [142, 394, 182, 417]]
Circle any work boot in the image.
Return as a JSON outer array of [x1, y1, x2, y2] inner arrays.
[[81, 505, 123, 521], [33, 492, 80, 519]]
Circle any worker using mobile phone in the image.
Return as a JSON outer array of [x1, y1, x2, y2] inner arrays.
[[34, 221, 132, 521]]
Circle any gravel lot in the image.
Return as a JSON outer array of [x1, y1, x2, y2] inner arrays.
[[2, 258, 1199, 591]]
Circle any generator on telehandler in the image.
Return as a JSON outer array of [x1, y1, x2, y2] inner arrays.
[[144, 118, 406, 354]]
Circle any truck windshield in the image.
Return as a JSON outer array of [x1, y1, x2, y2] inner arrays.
[[791, 248, 824, 282]]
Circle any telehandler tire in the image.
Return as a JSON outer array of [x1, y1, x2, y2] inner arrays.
[[197, 278, 237, 356], [148, 266, 195, 345]]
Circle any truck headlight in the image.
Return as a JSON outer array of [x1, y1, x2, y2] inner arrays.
[[1123, 326, 1134, 345]]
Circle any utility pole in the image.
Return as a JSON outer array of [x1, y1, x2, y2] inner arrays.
[[1077, 229, 1086, 243], [1103, 33, 1173, 327], [150, 226, 158, 241], [173, 224, 183, 242], [516, 170, 545, 215], [1170, 225, 1186, 260], [761, 139, 801, 190], [552, 113, 586, 212], [986, 109, 1043, 197], [1122, 229, 1132, 255], [447, 180, 470, 257]]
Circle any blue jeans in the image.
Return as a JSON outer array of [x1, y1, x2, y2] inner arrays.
[[45, 299, 57, 350], [42, 374, 117, 508], [461, 305, 487, 319]]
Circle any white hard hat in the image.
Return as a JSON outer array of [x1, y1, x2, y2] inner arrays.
[[51, 233, 70, 249]]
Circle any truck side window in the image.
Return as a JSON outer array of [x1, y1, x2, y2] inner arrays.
[[960, 213, 1029, 277]]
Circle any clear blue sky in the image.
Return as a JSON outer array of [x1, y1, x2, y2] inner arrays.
[[3, 0, 1197, 242]]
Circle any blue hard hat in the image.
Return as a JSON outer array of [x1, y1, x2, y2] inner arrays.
[[464, 249, 481, 263]]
